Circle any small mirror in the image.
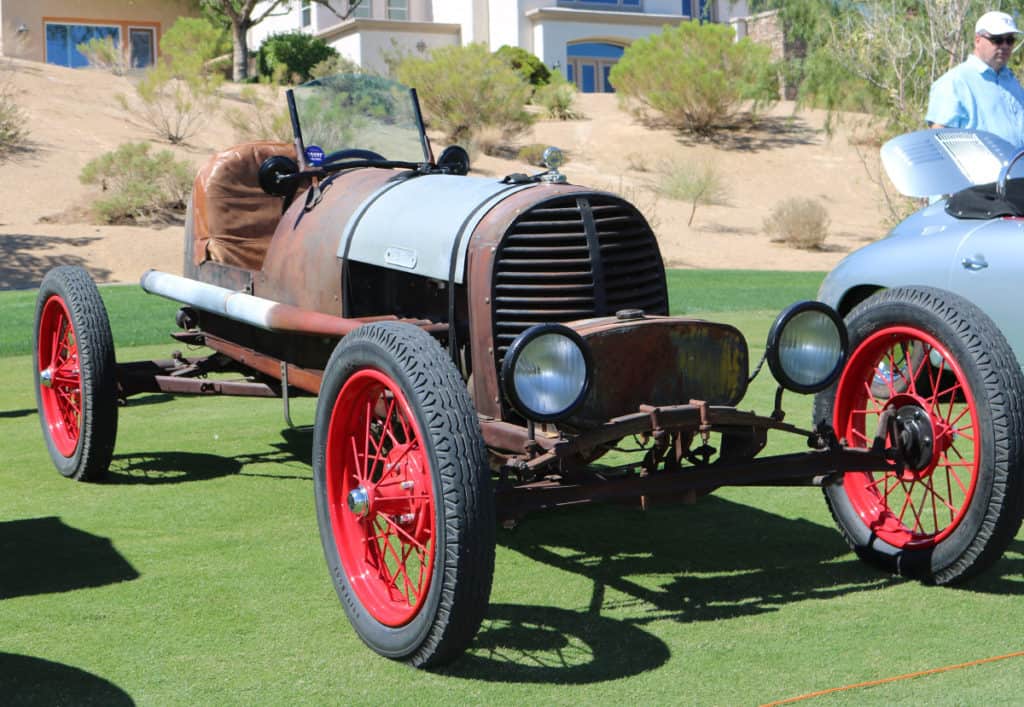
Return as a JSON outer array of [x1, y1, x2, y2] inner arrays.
[[437, 145, 470, 176], [258, 155, 300, 197]]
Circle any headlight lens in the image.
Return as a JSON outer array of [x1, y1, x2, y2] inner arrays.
[[766, 301, 848, 394], [502, 324, 592, 422]]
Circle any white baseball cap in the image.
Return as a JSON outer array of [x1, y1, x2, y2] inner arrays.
[[975, 11, 1021, 36]]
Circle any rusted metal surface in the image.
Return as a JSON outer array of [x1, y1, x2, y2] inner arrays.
[[465, 183, 592, 418], [149, 377, 280, 397], [567, 316, 749, 428], [494, 445, 891, 517], [256, 168, 399, 314], [203, 334, 324, 394]]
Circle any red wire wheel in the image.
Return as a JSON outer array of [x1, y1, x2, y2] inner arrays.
[[313, 323, 494, 667], [325, 368, 436, 627], [816, 287, 1024, 584], [832, 326, 978, 549], [37, 295, 83, 457], [33, 267, 118, 481]]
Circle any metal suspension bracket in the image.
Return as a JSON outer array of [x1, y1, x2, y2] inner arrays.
[[281, 361, 295, 428]]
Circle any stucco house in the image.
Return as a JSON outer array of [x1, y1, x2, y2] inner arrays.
[[250, 0, 752, 92], [0, 0, 195, 69]]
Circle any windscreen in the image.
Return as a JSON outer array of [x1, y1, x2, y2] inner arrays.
[[288, 73, 428, 165]]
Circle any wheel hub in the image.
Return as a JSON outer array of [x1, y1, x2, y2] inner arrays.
[[347, 486, 370, 517], [39, 368, 54, 388], [893, 404, 934, 473]]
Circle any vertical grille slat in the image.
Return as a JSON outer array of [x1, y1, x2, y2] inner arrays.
[[491, 194, 668, 366]]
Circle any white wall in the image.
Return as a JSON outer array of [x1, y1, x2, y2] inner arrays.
[[431, 0, 483, 43], [533, 18, 674, 67]]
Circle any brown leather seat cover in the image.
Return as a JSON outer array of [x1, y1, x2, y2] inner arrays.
[[191, 141, 297, 270]]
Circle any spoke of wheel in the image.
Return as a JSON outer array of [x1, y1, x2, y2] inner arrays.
[[380, 512, 429, 553], [896, 478, 923, 532], [348, 436, 366, 486]]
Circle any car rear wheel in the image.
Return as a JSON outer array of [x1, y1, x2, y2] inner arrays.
[[312, 322, 495, 667], [33, 266, 118, 481], [814, 286, 1024, 584]]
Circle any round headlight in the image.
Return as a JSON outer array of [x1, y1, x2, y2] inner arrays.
[[501, 324, 592, 422], [766, 301, 848, 394]]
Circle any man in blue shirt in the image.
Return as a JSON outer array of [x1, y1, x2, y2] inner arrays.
[[927, 11, 1024, 147]]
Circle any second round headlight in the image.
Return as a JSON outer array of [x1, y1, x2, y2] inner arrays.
[[502, 324, 592, 422], [766, 301, 848, 394]]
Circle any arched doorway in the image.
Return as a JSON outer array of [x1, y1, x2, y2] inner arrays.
[[565, 41, 625, 93]]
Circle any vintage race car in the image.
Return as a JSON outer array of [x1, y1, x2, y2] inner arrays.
[[33, 75, 1024, 668]]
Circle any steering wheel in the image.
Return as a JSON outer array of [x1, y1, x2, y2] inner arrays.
[[322, 148, 385, 164]]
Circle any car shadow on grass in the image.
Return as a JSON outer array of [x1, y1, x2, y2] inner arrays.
[[0, 653, 134, 706], [0, 517, 139, 600], [451, 497, 897, 683], [441, 603, 670, 683], [103, 426, 314, 485], [959, 539, 1024, 595]]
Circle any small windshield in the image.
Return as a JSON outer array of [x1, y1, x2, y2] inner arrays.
[[288, 73, 429, 165]]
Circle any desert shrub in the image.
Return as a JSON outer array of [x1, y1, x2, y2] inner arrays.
[[494, 45, 550, 86], [609, 21, 778, 136], [118, 17, 223, 144], [79, 142, 194, 224], [77, 36, 128, 75], [258, 32, 337, 84], [0, 66, 28, 155], [224, 85, 292, 143], [395, 43, 533, 144], [309, 54, 363, 80], [656, 160, 728, 226], [533, 72, 580, 120], [763, 197, 830, 250]]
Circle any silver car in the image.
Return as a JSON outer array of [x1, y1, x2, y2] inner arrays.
[[818, 128, 1024, 364], [813, 129, 1024, 584]]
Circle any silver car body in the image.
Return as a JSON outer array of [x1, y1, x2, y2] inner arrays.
[[818, 128, 1024, 366]]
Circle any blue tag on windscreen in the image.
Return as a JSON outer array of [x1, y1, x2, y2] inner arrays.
[[305, 145, 325, 166]]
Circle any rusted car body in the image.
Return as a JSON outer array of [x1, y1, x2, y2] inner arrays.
[[33, 75, 1024, 668]]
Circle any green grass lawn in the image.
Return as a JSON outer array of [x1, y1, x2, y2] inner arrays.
[[3, 271, 1023, 705]]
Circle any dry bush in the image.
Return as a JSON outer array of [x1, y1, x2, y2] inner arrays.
[[395, 43, 533, 144], [0, 63, 28, 156], [117, 17, 223, 144], [79, 142, 194, 224], [763, 197, 830, 250], [224, 85, 291, 143], [77, 36, 128, 75], [532, 73, 581, 120], [655, 160, 728, 226]]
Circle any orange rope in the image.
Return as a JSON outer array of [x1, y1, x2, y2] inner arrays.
[[761, 650, 1024, 706]]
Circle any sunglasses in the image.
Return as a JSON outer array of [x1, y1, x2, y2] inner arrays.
[[983, 33, 1017, 46]]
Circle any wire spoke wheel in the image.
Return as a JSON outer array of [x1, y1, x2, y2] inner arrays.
[[326, 371, 435, 626], [815, 287, 1024, 584], [33, 266, 118, 481], [835, 327, 978, 548], [313, 323, 494, 667]]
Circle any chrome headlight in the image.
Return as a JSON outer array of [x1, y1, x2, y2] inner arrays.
[[501, 324, 592, 422], [766, 301, 848, 394]]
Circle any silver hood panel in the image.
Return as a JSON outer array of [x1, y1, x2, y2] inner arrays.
[[339, 174, 536, 283], [881, 128, 1018, 197]]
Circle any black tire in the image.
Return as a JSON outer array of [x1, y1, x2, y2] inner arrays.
[[312, 322, 495, 667], [33, 266, 118, 481], [814, 286, 1024, 584]]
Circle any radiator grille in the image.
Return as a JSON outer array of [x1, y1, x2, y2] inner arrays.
[[492, 193, 668, 365]]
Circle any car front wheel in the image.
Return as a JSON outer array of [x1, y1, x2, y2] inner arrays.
[[815, 286, 1024, 584], [312, 322, 495, 667]]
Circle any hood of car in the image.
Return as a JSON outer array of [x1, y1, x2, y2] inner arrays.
[[339, 174, 539, 283], [881, 128, 1018, 198]]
